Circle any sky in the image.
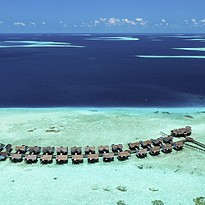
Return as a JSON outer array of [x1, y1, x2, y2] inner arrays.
[[0, 0, 205, 33]]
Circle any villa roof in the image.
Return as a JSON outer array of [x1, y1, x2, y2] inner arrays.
[[11, 153, 23, 160], [151, 138, 163, 146], [71, 146, 82, 155], [41, 154, 53, 161], [128, 142, 140, 149], [85, 146, 95, 154], [5, 144, 12, 152], [171, 126, 192, 137], [118, 151, 130, 157], [56, 154, 68, 162], [56, 147, 68, 154], [25, 154, 38, 161], [15, 145, 28, 153], [28, 146, 41, 154], [98, 145, 109, 153], [140, 140, 152, 147], [112, 144, 123, 151], [42, 147, 55, 154]]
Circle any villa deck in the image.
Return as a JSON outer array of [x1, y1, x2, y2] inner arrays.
[[25, 154, 38, 163], [56, 154, 68, 164], [41, 154, 53, 164]]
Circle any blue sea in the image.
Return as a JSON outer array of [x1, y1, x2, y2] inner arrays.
[[0, 33, 205, 107]]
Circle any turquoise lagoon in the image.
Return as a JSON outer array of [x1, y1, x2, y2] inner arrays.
[[0, 108, 205, 205]]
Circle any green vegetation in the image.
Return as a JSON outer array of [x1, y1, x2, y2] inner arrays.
[[151, 200, 165, 205], [193, 197, 205, 205], [116, 186, 127, 192], [117, 200, 126, 205]]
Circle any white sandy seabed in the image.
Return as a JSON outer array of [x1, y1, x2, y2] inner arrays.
[[0, 108, 204, 205]]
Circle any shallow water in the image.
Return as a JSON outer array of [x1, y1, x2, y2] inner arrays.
[[0, 108, 204, 205]]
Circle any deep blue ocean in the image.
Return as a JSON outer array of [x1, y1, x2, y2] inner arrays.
[[0, 33, 205, 107]]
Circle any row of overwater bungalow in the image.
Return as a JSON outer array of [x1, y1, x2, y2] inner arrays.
[[0, 126, 191, 164]]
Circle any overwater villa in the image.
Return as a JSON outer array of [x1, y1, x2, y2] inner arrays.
[[0, 126, 205, 165]]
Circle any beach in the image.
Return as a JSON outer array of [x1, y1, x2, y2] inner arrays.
[[0, 108, 205, 205]]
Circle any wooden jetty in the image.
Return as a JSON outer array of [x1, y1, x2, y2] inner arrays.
[[0, 126, 204, 165]]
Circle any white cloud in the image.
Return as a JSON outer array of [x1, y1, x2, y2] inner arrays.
[[136, 18, 143, 22], [140, 21, 147, 26], [30, 22, 36, 26], [76, 17, 205, 30], [94, 20, 101, 26], [14, 22, 26, 26], [200, 18, 205, 25], [41, 22, 46, 25], [107, 17, 121, 26], [99, 18, 107, 23], [121, 18, 136, 25]]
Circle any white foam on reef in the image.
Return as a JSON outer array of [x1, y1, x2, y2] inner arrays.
[[163, 35, 204, 39], [173, 48, 205, 52], [137, 55, 205, 59], [0, 108, 205, 205], [0, 41, 85, 48], [70, 34, 91, 36], [185, 38, 205, 41], [87, 37, 139, 41]]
